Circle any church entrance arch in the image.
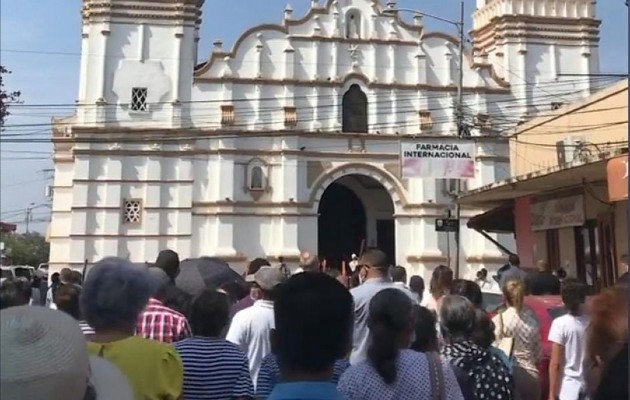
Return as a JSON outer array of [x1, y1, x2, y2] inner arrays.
[[317, 174, 396, 271]]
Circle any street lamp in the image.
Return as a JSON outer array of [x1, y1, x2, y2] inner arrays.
[[382, 1, 466, 277]]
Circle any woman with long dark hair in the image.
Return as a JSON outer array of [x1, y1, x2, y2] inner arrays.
[[338, 289, 464, 400]]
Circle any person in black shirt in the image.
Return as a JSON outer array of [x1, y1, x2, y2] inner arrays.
[[529, 260, 560, 295]]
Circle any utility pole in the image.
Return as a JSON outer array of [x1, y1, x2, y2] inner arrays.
[[25, 203, 35, 234], [454, 1, 465, 279], [383, 1, 467, 277]]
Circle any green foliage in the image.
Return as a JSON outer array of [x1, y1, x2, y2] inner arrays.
[[0, 65, 22, 126], [1, 232, 49, 267]]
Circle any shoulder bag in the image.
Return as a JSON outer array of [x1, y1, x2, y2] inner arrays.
[[427, 352, 446, 400], [494, 312, 515, 359]]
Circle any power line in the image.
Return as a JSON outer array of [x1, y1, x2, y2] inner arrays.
[[6, 75, 617, 111], [0, 91, 608, 134]]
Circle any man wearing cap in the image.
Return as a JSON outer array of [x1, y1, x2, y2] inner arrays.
[[226, 266, 287, 388], [349, 248, 416, 365], [231, 258, 271, 317]]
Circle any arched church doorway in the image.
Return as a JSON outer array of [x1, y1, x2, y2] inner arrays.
[[317, 174, 395, 270]]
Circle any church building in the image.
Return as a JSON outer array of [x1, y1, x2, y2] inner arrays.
[[49, 0, 601, 279]]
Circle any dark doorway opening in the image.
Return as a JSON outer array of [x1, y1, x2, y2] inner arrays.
[[318, 182, 366, 270], [377, 219, 395, 266], [318, 175, 396, 270]]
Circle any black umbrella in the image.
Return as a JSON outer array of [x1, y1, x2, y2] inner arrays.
[[175, 257, 244, 296]]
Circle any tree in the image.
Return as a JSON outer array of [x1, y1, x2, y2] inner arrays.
[[0, 232, 49, 267], [0, 65, 22, 126]]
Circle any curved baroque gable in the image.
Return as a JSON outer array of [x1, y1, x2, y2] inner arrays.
[[194, 0, 508, 90]]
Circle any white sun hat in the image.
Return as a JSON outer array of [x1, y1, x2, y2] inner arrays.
[[0, 306, 134, 400]]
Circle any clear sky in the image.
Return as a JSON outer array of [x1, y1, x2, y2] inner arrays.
[[1, 0, 628, 233]]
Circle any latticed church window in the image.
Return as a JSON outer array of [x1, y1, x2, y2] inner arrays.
[[123, 199, 143, 224], [131, 87, 148, 112]]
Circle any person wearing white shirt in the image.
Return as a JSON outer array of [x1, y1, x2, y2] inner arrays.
[[391, 265, 409, 290], [226, 266, 287, 388], [349, 254, 359, 273], [548, 278, 589, 400], [46, 268, 73, 309]]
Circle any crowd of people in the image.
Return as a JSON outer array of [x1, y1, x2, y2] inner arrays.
[[0, 248, 627, 400]]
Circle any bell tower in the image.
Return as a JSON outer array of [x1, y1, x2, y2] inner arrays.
[[471, 0, 600, 116], [78, 0, 204, 127]]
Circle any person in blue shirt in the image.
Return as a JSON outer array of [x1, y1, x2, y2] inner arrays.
[[267, 272, 353, 400]]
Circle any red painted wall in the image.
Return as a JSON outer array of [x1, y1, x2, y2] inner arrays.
[[514, 196, 535, 268]]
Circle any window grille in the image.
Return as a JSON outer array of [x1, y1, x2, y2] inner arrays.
[[221, 105, 235, 126], [122, 199, 142, 224], [419, 110, 433, 131], [284, 107, 297, 127], [131, 88, 148, 112]]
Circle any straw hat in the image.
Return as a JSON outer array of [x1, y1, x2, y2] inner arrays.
[[0, 306, 133, 400]]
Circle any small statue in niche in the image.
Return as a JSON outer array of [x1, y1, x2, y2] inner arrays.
[[250, 166, 265, 190], [346, 12, 361, 39]]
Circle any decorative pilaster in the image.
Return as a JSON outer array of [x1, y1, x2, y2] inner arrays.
[[255, 34, 264, 78], [370, 14, 379, 39], [389, 89, 397, 133], [332, 3, 341, 38], [311, 86, 321, 130], [254, 84, 262, 128], [389, 44, 396, 83], [416, 45, 427, 85], [312, 40, 320, 80], [284, 44, 295, 80], [331, 42, 339, 80], [445, 49, 454, 85]]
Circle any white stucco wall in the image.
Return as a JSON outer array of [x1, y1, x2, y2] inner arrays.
[[50, 0, 601, 279]]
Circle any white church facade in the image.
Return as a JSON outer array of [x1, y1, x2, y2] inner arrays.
[[50, 0, 601, 279]]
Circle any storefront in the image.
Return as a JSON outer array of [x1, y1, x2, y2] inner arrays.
[[459, 151, 628, 290]]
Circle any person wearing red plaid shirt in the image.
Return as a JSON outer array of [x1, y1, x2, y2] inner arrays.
[[136, 268, 192, 343]]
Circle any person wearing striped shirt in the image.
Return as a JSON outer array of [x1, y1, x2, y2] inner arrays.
[[175, 289, 254, 400]]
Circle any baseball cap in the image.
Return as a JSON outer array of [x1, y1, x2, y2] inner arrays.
[[250, 266, 286, 291], [0, 306, 133, 400]]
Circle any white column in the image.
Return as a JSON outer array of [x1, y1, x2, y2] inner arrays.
[[331, 42, 339, 80], [416, 46, 427, 85], [445, 50, 454, 85], [389, 44, 396, 83], [312, 41, 319, 80], [390, 89, 397, 133], [311, 86, 321, 130], [284, 45, 295, 80]]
